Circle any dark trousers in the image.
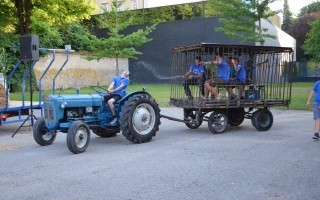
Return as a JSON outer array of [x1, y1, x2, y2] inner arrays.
[[183, 78, 204, 97]]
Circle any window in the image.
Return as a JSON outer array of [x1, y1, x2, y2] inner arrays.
[[117, 1, 123, 11], [132, 0, 138, 10], [101, 2, 108, 11]]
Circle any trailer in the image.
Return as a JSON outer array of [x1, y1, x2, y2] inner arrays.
[[0, 49, 71, 126], [164, 43, 294, 133]]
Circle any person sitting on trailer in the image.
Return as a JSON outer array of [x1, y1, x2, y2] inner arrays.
[[202, 53, 237, 100], [102, 70, 130, 125], [245, 59, 269, 84], [233, 57, 246, 98], [183, 56, 206, 100]]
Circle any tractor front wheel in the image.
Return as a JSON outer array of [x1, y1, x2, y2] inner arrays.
[[67, 121, 90, 154], [33, 117, 57, 146]]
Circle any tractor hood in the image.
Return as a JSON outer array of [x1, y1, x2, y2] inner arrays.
[[43, 94, 102, 107]]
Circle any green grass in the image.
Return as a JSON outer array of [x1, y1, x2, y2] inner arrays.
[[9, 82, 314, 110]]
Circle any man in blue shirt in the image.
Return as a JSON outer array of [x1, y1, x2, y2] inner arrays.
[[183, 56, 205, 99], [202, 54, 237, 100], [307, 80, 320, 140], [103, 70, 130, 124], [233, 57, 246, 98]]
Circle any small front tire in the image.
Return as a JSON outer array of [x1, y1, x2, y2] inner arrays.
[[67, 121, 90, 154], [33, 117, 57, 146]]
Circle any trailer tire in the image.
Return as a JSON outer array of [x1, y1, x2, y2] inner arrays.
[[251, 109, 273, 131], [208, 111, 228, 134], [67, 121, 90, 154], [184, 109, 203, 129], [33, 117, 57, 146], [228, 108, 245, 126], [120, 94, 161, 143]]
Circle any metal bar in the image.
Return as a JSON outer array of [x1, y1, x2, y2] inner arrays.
[[21, 61, 37, 107], [52, 50, 69, 94], [39, 50, 56, 104], [5, 61, 21, 108]]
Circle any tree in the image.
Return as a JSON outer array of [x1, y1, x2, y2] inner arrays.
[[89, 0, 157, 75], [0, 0, 97, 35], [288, 12, 320, 60], [281, 0, 293, 33], [208, 0, 279, 45], [298, 1, 320, 18], [303, 19, 320, 61]]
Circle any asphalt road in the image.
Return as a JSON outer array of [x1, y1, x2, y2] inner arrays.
[[0, 108, 319, 200]]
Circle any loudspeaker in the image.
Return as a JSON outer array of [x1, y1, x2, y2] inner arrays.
[[20, 35, 39, 61]]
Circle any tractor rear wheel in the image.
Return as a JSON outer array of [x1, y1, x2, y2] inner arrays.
[[120, 94, 161, 143], [33, 117, 57, 146]]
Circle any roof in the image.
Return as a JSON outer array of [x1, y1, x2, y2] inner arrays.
[[171, 43, 294, 54]]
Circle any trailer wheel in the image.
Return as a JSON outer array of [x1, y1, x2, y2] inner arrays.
[[228, 108, 245, 126], [33, 117, 57, 146], [120, 94, 161, 143], [251, 109, 273, 131], [67, 121, 90, 154], [208, 111, 228, 134], [92, 127, 119, 138], [184, 109, 203, 129]]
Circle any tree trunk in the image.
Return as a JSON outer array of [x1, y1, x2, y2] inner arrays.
[[116, 55, 119, 76], [258, 18, 263, 46], [14, 0, 33, 35]]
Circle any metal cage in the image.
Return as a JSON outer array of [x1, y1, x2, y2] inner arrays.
[[170, 43, 294, 109]]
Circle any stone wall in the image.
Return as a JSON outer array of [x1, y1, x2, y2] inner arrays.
[[33, 53, 128, 90]]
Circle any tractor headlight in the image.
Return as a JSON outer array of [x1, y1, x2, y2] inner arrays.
[[61, 102, 67, 109]]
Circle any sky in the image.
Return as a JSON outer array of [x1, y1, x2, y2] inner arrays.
[[147, 0, 318, 17], [269, 0, 319, 17]]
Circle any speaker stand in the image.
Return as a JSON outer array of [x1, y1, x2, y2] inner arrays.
[[12, 61, 37, 137]]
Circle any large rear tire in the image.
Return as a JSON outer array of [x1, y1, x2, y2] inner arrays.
[[33, 117, 57, 146], [120, 94, 161, 143], [67, 121, 90, 154]]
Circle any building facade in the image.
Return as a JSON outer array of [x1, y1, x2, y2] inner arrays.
[[94, 0, 146, 14]]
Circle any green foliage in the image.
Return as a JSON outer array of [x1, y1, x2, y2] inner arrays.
[[61, 22, 97, 51], [208, 0, 278, 45], [0, 0, 17, 33], [281, 0, 293, 32], [298, 1, 320, 18], [303, 19, 320, 62], [88, 0, 157, 75]]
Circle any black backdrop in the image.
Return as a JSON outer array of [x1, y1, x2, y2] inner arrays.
[[93, 17, 253, 84]]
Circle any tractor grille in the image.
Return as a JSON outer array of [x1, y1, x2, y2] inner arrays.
[[44, 103, 54, 123]]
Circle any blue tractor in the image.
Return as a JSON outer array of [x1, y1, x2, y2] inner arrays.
[[32, 86, 161, 154]]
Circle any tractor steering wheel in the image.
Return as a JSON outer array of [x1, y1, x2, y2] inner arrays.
[[91, 86, 109, 96]]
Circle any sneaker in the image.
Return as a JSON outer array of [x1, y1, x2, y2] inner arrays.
[[110, 118, 117, 125], [188, 96, 194, 100], [313, 133, 319, 140]]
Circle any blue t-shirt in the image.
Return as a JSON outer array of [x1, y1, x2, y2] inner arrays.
[[217, 60, 229, 82], [312, 81, 320, 104], [246, 65, 255, 78], [189, 63, 205, 77], [112, 76, 130, 97], [237, 64, 246, 82]]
